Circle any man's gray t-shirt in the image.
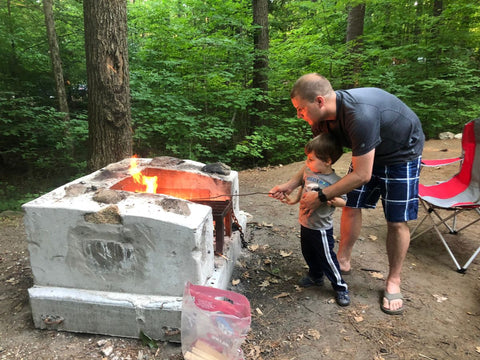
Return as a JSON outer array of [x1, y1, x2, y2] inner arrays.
[[312, 88, 425, 165]]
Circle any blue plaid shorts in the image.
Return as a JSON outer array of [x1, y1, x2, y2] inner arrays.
[[346, 156, 422, 222]]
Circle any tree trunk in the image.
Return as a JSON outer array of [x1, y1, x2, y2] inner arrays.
[[6, 0, 19, 79], [43, 0, 70, 120], [83, 0, 133, 171], [433, 0, 443, 17], [345, 2, 365, 88], [252, 0, 269, 127]]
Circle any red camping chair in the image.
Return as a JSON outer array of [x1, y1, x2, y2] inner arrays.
[[411, 118, 480, 273]]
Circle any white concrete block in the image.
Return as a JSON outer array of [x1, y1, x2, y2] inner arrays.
[[22, 157, 245, 340]]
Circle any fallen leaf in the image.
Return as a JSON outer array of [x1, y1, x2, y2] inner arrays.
[[261, 221, 273, 227], [269, 277, 280, 284], [6, 277, 19, 285], [307, 329, 320, 340], [476, 346, 480, 353], [280, 250, 293, 257], [328, 298, 336, 304], [255, 307, 263, 316], [433, 294, 448, 303], [370, 272, 384, 279], [264, 258, 272, 265], [246, 345, 262, 358], [231, 279, 240, 286], [248, 244, 259, 252], [273, 292, 289, 299], [259, 280, 270, 288], [354, 316, 364, 322], [368, 234, 378, 241]]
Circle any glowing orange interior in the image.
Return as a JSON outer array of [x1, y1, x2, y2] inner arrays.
[[111, 168, 231, 201]]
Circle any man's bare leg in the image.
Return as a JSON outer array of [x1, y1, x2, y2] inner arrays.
[[383, 221, 411, 312], [338, 207, 362, 273]]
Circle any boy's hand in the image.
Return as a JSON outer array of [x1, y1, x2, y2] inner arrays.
[[269, 184, 291, 201], [327, 196, 346, 208]]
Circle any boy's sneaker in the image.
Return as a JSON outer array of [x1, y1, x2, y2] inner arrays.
[[298, 276, 324, 288], [335, 290, 350, 306]]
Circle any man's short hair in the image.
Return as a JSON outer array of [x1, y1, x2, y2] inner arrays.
[[290, 73, 334, 102]]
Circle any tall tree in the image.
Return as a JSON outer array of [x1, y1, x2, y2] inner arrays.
[[344, 1, 365, 88], [43, 0, 70, 120], [252, 0, 269, 127], [83, 0, 132, 171]]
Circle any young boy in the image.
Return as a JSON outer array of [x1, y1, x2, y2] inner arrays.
[[279, 133, 350, 306]]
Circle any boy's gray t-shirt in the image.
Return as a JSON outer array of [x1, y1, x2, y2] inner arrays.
[[299, 168, 345, 230], [312, 87, 425, 166]]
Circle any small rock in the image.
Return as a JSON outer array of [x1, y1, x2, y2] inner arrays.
[[439, 132, 455, 140], [93, 188, 126, 204], [202, 162, 231, 175], [101, 345, 114, 357], [97, 339, 108, 347], [64, 183, 88, 197]]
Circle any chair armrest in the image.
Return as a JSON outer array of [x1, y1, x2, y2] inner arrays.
[[421, 157, 462, 167]]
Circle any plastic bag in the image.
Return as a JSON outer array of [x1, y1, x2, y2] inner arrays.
[[181, 282, 251, 360]]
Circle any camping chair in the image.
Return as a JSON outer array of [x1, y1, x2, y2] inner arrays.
[[411, 117, 480, 273]]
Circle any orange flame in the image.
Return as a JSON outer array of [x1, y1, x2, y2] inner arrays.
[[129, 155, 158, 193]]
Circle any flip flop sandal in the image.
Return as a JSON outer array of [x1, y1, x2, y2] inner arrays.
[[381, 291, 404, 315]]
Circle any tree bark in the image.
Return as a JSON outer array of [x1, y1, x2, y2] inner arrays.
[[252, 0, 269, 127], [6, 0, 19, 79], [83, 0, 133, 171], [345, 2, 365, 88], [433, 0, 443, 17], [43, 0, 70, 120]]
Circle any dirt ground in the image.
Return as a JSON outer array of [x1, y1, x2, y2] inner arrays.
[[1, 138, 480, 360]]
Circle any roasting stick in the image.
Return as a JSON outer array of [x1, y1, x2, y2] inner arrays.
[[187, 191, 273, 201]]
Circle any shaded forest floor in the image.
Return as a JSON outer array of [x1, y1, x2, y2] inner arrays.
[[1, 138, 480, 359]]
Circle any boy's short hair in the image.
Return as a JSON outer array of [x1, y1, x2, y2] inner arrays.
[[305, 133, 343, 164]]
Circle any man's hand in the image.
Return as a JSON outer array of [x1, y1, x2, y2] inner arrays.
[[300, 191, 321, 216]]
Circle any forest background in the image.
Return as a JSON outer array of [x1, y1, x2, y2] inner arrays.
[[1, 0, 479, 212]]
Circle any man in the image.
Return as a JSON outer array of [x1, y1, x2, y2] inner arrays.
[[270, 73, 424, 314]]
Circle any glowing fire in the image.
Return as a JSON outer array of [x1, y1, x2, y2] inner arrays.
[[129, 155, 158, 193]]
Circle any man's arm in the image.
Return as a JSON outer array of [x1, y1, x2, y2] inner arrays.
[[300, 150, 375, 214]]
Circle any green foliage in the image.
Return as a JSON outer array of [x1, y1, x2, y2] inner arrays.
[[139, 331, 158, 349], [0, 95, 87, 173], [0, 94, 88, 208], [0, 181, 41, 212], [228, 117, 311, 168]]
